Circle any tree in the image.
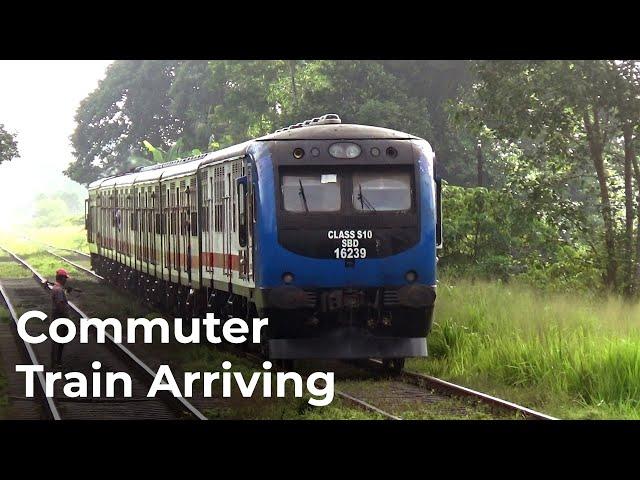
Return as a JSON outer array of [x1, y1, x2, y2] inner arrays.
[[67, 60, 449, 186], [456, 61, 626, 289], [610, 60, 640, 294], [66, 60, 183, 184], [0, 123, 19, 164]]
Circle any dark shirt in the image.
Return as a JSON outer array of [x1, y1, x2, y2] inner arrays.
[[51, 282, 69, 319]]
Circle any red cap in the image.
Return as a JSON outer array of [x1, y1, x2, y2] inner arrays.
[[56, 268, 70, 278]]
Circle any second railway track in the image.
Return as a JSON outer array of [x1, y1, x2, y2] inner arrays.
[[0, 245, 206, 420]]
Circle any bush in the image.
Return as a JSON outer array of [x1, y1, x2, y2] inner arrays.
[[440, 184, 600, 293]]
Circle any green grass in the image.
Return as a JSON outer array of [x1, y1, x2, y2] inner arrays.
[[0, 224, 88, 254], [409, 277, 640, 419]]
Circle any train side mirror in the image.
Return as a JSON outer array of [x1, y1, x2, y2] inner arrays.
[[435, 177, 443, 249], [236, 176, 248, 248]]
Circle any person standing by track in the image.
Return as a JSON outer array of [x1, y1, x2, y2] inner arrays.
[[50, 268, 70, 369]]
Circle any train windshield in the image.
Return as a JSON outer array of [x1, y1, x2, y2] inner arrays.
[[281, 173, 341, 212], [352, 170, 412, 212]]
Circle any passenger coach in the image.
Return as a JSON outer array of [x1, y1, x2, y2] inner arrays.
[[86, 114, 442, 371]]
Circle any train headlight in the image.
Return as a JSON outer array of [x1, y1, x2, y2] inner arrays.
[[282, 272, 295, 284], [405, 270, 418, 283], [329, 142, 361, 159], [293, 147, 305, 159]]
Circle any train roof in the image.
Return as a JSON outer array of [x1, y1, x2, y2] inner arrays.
[[258, 123, 419, 141], [87, 123, 424, 190], [88, 141, 252, 190]]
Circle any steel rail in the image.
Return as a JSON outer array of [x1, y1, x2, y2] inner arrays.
[[237, 349, 401, 420], [52, 246, 90, 259], [367, 359, 558, 420], [0, 282, 62, 420], [20, 235, 90, 258], [0, 244, 207, 420]]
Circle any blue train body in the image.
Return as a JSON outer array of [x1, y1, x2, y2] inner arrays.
[[87, 115, 440, 367], [250, 140, 437, 289]]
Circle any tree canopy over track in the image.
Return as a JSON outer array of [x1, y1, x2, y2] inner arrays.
[[67, 60, 640, 297]]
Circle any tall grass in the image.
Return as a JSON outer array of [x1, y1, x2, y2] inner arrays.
[[409, 277, 640, 418]]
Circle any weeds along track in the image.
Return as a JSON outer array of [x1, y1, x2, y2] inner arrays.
[[362, 360, 558, 420], [293, 359, 558, 420], [0, 245, 206, 420], [34, 243, 558, 420]]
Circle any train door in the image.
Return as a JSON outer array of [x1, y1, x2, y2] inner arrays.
[[132, 187, 139, 271], [123, 188, 130, 265], [201, 168, 214, 278], [144, 188, 150, 271], [235, 157, 252, 281], [213, 165, 225, 282], [236, 174, 248, 280], [152, 185, 160, 277], [96, 193, 103, 256], [187, 176, 197, 284], [163, 184, 173, 281], [85, 198, 91, 244], [110, 189, 116, 258], [179, 178, 191, 283], [246, 159, 254, 280], [224, 166, 233, 282], [172, 181, 181, 284]]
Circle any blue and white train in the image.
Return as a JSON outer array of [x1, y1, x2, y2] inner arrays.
[[86, 114, 441, 371]]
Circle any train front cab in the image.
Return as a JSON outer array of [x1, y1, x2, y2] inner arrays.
[[250, 133, 441, 363]]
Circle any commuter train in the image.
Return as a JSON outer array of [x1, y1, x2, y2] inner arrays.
[[86, 114, 442, 371]]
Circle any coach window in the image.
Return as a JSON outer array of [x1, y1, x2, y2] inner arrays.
[[171, 212, 177, 235], [191, 212, 198, 236], [281, 173, 340, 213]]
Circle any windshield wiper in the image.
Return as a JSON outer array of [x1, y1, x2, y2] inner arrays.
[[357, 184, 377, 212], [298, 179, 309, 212]]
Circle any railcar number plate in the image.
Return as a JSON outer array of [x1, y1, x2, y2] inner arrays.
[[328, 230, 372, 259]]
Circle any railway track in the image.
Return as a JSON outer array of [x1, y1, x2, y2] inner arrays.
[[21, 242, 558, 420], [0, 245, 206, 420], [21, 236, 90, 259], [220, 349, 557, 420], [363, 359, 557, 420]]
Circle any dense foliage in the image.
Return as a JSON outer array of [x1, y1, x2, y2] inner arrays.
[[32, 192, 84, 227], [67, 60, 640, 296], [0, 123, 19, 164], [66, 60, 473, 185]]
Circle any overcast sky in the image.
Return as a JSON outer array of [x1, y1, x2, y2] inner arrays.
[[0, 60, 113, 225]]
